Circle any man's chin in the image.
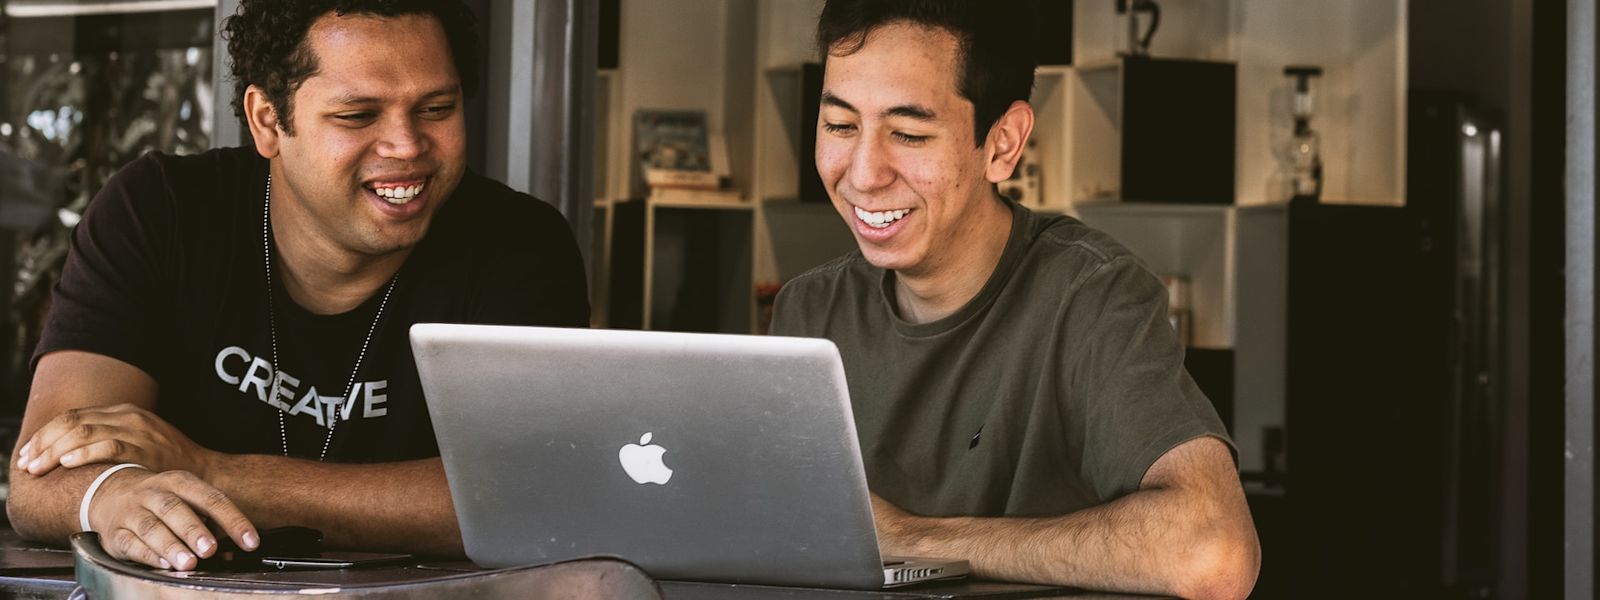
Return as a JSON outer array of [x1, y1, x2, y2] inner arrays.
[[859, 246, 918, 274], [354, 228, 430, 258]]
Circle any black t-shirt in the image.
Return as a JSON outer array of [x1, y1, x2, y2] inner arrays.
[[35, 147, 589, 462]]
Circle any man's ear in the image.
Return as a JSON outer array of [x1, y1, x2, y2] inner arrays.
[[243, 85, 284, 159], [982, 100, 1035, 184]]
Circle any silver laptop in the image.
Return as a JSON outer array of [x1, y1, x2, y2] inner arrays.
[[410, 323, 969, 590]]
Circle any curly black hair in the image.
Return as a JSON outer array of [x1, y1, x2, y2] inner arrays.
[[221, 0, 478, 135]]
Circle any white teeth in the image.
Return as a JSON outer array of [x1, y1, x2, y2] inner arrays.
[[854, 206, 909, 229], [371, 182, 424, 205]]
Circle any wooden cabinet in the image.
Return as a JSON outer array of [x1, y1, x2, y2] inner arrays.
[[594, 0, 1408, 335]]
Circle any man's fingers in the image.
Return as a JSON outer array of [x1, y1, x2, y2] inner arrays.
[[22, 421, 111, 475], [16, 408, 86, 469], [16, 405, 145, 470], [166, 473, 259, 552], [20, 408, 127, 474], [142, 486, 218, 560], [59, 438, 133, 469], [87, 469, 224, 571], [107, 527, 172, 570], [129, 512, 196, 571]]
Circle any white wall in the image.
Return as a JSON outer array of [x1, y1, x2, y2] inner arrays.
[[1234, 0, 1406, 205], [613, 0, 832, 291], [1071, 0, 1406, 207], [615, 0, 733, 198], [752, 0, 828, 287], [1075, 0, 1236, 64], [759, 0, 824, 67]]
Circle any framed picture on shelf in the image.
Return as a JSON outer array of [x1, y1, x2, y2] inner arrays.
[[634, 109, 717, 190]]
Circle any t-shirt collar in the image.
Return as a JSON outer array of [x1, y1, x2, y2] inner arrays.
[[879, 197, 1036, 338]]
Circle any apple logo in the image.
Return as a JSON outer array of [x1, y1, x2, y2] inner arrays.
[[618, 432, 673, 484]]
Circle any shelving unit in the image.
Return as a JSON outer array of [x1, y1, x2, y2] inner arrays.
[[1073, 202, 1283, 473], [1075, 202, 1235, 349], [594, 56, 761, 333], [755, 65, 804, 204], [1066, 60, 1122, 205], [1029, 0, 1408, 210], [1072, 57, 1240, 206], [588, 0, 853, 334], [1229, 0, 1408, 206], [1025, 65, 1074, 210], [590, 0, 766, 333], [596, 0, 1406, 345], [608, 198, 755, 334], [589, 69, 621, 327]]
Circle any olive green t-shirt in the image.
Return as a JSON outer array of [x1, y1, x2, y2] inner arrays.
[[769, 200, 1231, 518]]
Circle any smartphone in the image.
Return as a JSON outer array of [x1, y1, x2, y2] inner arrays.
[[196, 526, 324, 572], [259, 552, 415, 570]]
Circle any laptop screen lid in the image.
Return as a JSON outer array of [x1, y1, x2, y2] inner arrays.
[[411, 324, 888, 589]]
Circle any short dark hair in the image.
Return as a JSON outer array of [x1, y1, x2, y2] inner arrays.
[[222, 0, 479, 135], [816, 0, 1037, 147]]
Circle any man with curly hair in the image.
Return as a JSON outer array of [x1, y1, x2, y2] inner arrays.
[[5, 0, 589, 570]]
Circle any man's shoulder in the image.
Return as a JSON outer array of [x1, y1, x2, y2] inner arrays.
[[440, 172, 567, 230], [123, 146, 261, 187], [417, 172, 577, 268], [1023, 212, 1152, 286], [86, 146, 261, 226], [1029, 213, 1139, 264], [769, 251, 875, 337], [779, 250, 877, 298], [104, 145, 255, 188]]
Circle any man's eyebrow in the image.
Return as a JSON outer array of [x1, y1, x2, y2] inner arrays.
[[330, 87, 460, 106], [821, 93, 938, 122], [820, 91, 857, 113], [883, 104, 937, 121]]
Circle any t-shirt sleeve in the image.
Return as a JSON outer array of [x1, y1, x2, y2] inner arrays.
[[530, 204, 592, 327], [469, 196, 590, 328], [770, 258, 859, 338], [1061, 255, 1233, 502], [768, 281, 812, 337], [33, 153, 175, 379]]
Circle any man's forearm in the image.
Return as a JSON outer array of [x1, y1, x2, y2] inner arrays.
[[7, 464, 117, 544], [883, 486, 1258, 599], [208, 455, 462, 557]]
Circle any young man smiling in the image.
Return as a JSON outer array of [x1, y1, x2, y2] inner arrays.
[[769, 1, 1260, 598], [6, 1, 588, 570]]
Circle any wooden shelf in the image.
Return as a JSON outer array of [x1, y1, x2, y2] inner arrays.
[[1036, 64, 1074, 78], [1074, 200, 1235, 216], [648, 198, 755, 210], [1070, 58, 1121, 74]]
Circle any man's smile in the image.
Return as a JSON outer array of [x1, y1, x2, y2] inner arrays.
[[853, 205, 914, 229], [367, 179, 426, 205], [360, 172, 436, 217]]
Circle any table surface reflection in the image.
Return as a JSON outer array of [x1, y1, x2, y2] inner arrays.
[[0, 525, 1169, 599]]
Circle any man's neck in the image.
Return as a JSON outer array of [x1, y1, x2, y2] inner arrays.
[[893, 195, 1013, 324], [270, 193, 409, 316]]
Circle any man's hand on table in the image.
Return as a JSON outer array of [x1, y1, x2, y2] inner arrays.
[[84, 467, 261, 570], [10, 402, 262, 570], [14, 403, 219, 478]]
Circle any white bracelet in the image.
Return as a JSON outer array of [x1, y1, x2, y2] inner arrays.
[[79, 463, 147, 532]]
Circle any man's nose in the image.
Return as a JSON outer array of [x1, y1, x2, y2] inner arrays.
[[376, 116, 428, 160], [846, 135, 895, 193]]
